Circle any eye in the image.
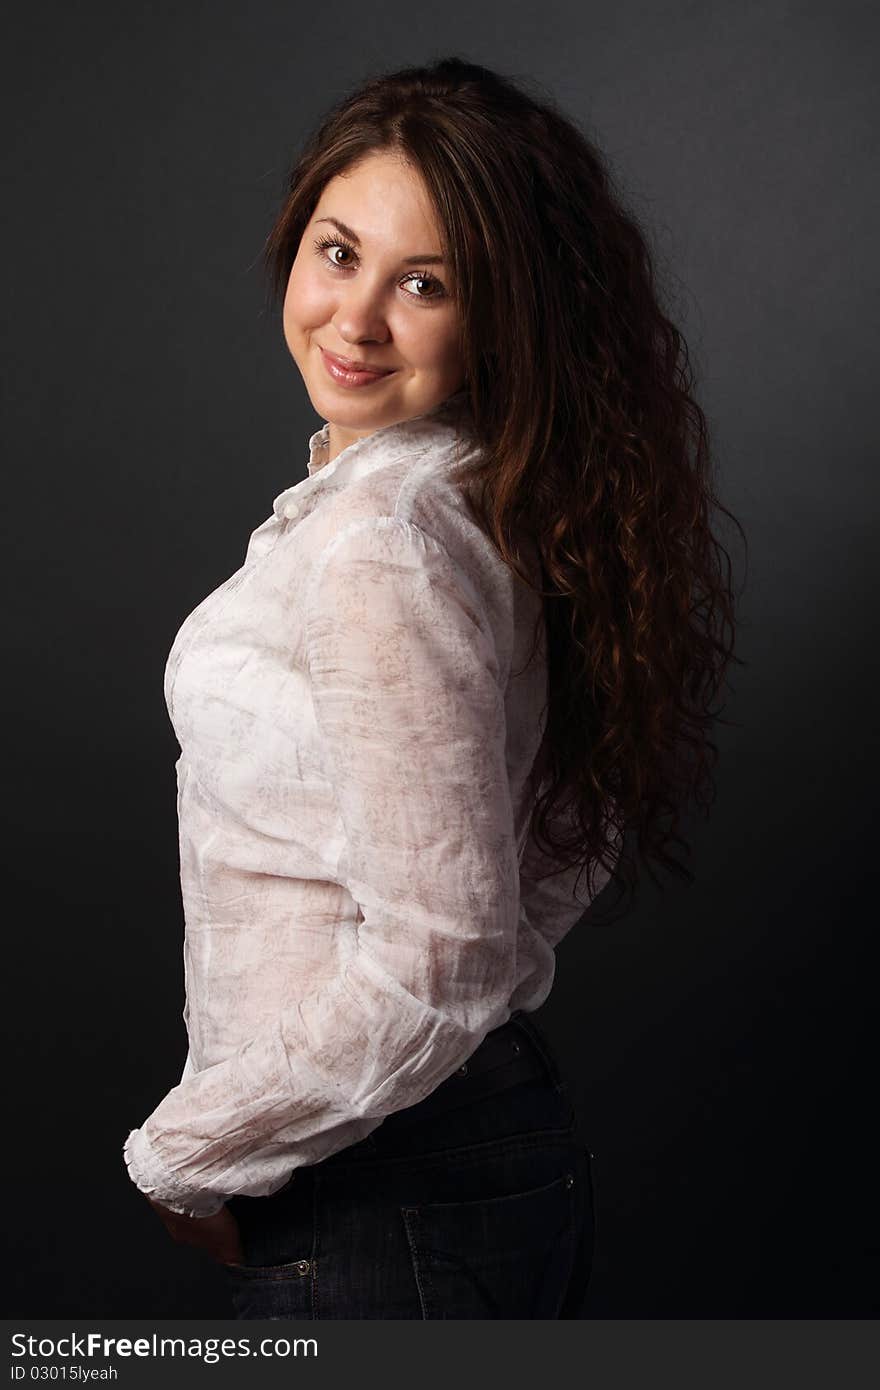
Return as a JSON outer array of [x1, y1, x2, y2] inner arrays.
[[311, 234, 447, 304], [399, 270, 447, 302], [312, 233, 357, 269]]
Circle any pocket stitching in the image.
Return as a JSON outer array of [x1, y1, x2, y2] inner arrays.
[[400, 1165, 576, 1217], [401, 1207, 432, 1319]]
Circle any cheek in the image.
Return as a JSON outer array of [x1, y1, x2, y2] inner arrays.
[[284, 259, 332, 335], [398, 314, 462, 373]]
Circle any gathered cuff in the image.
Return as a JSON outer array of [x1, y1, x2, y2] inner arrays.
[[122, 1127, 226, 1219]]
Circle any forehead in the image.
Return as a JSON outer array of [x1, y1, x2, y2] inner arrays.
[[313, 152, 440, 242]]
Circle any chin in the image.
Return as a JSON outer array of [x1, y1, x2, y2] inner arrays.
[[311, 383, 400, 421]]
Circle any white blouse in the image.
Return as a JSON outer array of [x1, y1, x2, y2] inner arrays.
[[123, 390, 615, 1217]]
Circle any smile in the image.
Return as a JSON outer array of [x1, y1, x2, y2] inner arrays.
[[319, 348, 396, 388]]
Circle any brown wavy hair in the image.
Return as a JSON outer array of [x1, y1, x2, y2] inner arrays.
[[261, 55, 746, 923]]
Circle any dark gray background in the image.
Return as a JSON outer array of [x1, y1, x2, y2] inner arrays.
[[3, 1, 877, 1317]]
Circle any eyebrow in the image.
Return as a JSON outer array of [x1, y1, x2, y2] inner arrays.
[[314, 216, 446, 266]]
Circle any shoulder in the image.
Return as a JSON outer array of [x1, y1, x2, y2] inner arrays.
[[305, 410, 520, 633], [305, 514, 475, 613], [304, 512, 518, 695]]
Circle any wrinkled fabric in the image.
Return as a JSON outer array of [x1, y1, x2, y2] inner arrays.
[[123, 390, 616, 1217]]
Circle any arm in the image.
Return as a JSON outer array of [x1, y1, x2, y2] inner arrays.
[[123, 516, 519, 1216]]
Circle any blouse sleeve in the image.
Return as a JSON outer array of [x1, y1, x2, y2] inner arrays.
[[122, 516, 520, 1216], [519, 795, 621, 952]]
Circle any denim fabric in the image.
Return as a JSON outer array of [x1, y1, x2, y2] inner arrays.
[[223, 1011, 595, 1319]]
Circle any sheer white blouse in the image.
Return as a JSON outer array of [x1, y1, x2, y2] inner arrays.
[[122, 390, 615, 1217]]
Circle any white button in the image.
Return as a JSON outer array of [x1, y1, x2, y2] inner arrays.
[[281, 500, 300, 520]]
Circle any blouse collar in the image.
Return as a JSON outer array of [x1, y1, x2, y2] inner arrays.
[[306, 388, 470, 481], [272, 389, 471, 522]]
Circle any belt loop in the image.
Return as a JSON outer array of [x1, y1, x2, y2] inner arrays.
[[508, 1011, 568, 1094]]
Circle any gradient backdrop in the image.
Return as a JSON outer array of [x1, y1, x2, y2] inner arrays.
[[3, 1, 877, 1317]]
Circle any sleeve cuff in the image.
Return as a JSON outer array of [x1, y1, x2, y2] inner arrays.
[[122, 1127, 227, 1219]]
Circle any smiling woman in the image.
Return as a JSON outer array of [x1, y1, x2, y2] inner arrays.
[[282, 150, 467, 460], [122, 53, 742, 1321]]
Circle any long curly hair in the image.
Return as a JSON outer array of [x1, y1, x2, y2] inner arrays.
[[261, 55, 746, 923]]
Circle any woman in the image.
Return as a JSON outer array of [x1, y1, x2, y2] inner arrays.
[[123, 56, 741, 1319]]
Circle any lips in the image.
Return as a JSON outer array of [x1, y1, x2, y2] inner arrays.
[[320, 348, 394, 376], [316, 347, 397, 391]]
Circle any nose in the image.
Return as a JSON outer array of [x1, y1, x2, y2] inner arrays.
[[331, 278, 392, 347]]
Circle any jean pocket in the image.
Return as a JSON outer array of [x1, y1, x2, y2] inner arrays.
[[400, 1165, 579, 1319], [224, 1255, 314, 1321]]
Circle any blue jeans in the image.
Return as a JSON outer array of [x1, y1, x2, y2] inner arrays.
[[224, 1009, 595, 1319]]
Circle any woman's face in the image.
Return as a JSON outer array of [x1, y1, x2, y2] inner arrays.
[[283, 150, 465, 456]]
